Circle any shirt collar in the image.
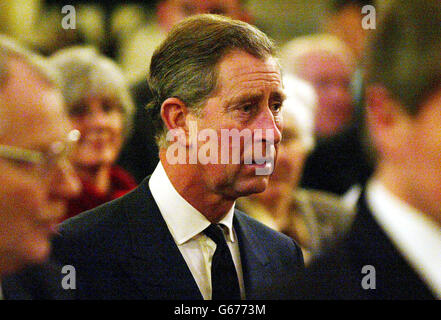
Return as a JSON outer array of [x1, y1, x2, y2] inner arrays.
[[149, 161, 236, 245], [366, 179, 441, 298]]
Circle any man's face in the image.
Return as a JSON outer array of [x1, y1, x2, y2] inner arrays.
[[398, 86, 441, 224], [0, 58, 80, 274], [188, 50, 284, 200], [298, 51, 354, 137], [160, 0, 246, 31]]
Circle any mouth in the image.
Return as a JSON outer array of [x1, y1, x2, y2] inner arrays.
[[82, 131, 114, 145]]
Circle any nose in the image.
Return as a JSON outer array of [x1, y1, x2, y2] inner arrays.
[[257, 106, 282, 146]]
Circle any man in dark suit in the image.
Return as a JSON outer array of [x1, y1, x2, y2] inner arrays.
[[52, 14, 304, 300], [289, 0, 441, 299], [0, 35, 81, 299]]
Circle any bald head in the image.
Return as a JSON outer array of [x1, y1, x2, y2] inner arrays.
[[280, 34, 356, 138], [0, 56, 67, 144], [0, 37, 80, 276]]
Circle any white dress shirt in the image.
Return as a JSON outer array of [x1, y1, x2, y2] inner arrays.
[[149, 162, 245, 299], [367, 179, 441, 299]]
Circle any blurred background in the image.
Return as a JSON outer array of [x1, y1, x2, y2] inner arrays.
[[0, 0, 387, 257], [0, 0, 387, 56]]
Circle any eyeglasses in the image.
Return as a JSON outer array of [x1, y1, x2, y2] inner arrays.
[[0, 129, 80, 175]]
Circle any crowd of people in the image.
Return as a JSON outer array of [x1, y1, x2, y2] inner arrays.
[[0, 0, 439, 301]]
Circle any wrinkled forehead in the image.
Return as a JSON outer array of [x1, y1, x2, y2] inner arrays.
[[215, 52, 283, 95]]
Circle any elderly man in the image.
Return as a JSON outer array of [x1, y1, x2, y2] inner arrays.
[[289, 0, 441, 299], [118, 0, 253, 183], [281, 34, 356, 140], [282, 35, 372, 197], [0, 36, 81, 299], [52, 14, 304, 300]]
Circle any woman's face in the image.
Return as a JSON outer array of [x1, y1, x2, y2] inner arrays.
[[68, 96, 124, 169]]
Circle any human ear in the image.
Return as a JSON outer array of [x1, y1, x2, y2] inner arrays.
[[160, 97, 188, 131], [365, 84, 411, 161], [160, 97, 193, 147]]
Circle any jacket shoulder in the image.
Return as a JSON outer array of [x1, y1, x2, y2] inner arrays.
[[234, 209, 304, 263]]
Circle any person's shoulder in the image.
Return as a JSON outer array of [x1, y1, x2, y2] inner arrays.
[[288, 243, 362, 299], [234, 208, 286, 239], [234, 208, 303, 256], [300, 189, 354, 214], [53, 183, 149, 257], [2, 261, 74, 300], [59, 192, 128, 236], [59, 181, 148, 235]]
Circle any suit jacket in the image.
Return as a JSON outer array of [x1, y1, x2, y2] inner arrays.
[[287, 192, 436, 299], [51, 177, 304, 300], [237, 189, 355, 264], [2, 262, 74, 300]]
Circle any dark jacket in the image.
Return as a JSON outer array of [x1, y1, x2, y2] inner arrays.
[[287, 192, 436, 299], [2, 262, 74, 300], [52, 177, 304, 299]]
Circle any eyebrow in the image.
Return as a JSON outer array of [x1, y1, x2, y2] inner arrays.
[[270, 91, 287, 103], [227, 89, 287, 107]]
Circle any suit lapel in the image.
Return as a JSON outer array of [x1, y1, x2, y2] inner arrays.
[[121, 178, 202, 299], [234, 211, 272, 299]]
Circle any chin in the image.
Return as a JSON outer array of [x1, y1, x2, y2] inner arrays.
[[236, 176, 269, 197]]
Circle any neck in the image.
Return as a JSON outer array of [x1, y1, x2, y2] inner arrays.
[[159, 150, 234, 223], [76, 164, 112, 194], [375, 164, 441, 226]]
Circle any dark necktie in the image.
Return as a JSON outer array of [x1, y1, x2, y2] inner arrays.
[[204, 224, 241, 300]]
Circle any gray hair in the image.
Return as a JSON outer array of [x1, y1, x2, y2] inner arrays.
[[148, 14, 276, 149], [279, 33, 355, 77], [48, 46, 135, 138]]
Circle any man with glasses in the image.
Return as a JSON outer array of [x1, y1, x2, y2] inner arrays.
[[0, 36, 81, 299]]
